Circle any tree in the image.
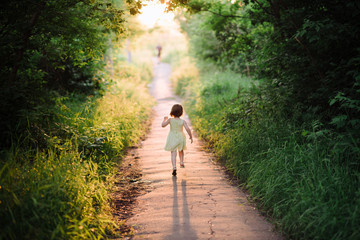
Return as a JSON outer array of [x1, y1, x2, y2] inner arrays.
[[0, 0, 141, 148], [173, 0, 360, 123]]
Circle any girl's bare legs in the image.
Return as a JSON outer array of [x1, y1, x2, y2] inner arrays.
[[179, 150, 184, 167], [171, 151, 177, 170]]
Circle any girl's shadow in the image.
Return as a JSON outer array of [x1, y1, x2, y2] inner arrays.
[[166, 177, 197, 240]]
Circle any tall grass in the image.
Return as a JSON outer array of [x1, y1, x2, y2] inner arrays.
[[0, 61, 154, 239], [170, 55, 360, 239], [247, 132, 360, 239]]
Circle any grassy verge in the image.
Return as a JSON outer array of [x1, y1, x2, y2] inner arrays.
[[169, 55, 360, 240], [0, 61, 154, 239]]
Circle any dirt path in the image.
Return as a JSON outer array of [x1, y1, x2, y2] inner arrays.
[[126, 62, 283, 240]]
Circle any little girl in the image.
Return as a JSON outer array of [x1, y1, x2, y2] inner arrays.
[[162, 104, 193, 176]]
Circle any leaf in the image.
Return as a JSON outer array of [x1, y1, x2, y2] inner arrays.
[[330, 115, 348, 128], [329, 98, 337, 106], [301, 130, 309, 136]]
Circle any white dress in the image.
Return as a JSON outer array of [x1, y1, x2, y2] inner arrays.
[[164, 118, 187, 151]]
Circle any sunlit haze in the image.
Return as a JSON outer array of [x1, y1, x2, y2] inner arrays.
[[137, 1, 175, 28]]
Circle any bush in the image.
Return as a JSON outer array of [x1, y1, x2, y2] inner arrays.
[[0, 63, 154, 239], [173, 57, 360, 240]]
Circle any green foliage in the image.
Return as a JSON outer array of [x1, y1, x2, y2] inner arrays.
[[170, 0, 360, 238], [0, 0, 144, 149], [0, 0, 151, 238], [0, 61, 154, 239], [247, 132, 360, 240], [179, 13, 222, 61], [169, 56, 199, 97], [177, 1, 272, 74], [176, 0, 360, 128], [171, 55, 360, 239], [1, 148, 112, 240]]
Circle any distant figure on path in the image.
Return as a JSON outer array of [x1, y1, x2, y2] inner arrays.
[[156, 44, 162, 63], [162, 104, 193, 176]]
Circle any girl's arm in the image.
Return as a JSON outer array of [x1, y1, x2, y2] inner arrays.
[[162, 116, 170, 127], [183, 120, 193, 143]]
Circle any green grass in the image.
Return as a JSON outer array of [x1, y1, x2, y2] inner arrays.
[[170, 55, 360, 240], [246, 130, 360, 239], [0, 61, 154, 239]]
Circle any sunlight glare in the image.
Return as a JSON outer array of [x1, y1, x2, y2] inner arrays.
[[137, 1, 175, 28]]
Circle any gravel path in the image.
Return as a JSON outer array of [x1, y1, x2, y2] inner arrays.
[[127, 62, 283, 240]]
